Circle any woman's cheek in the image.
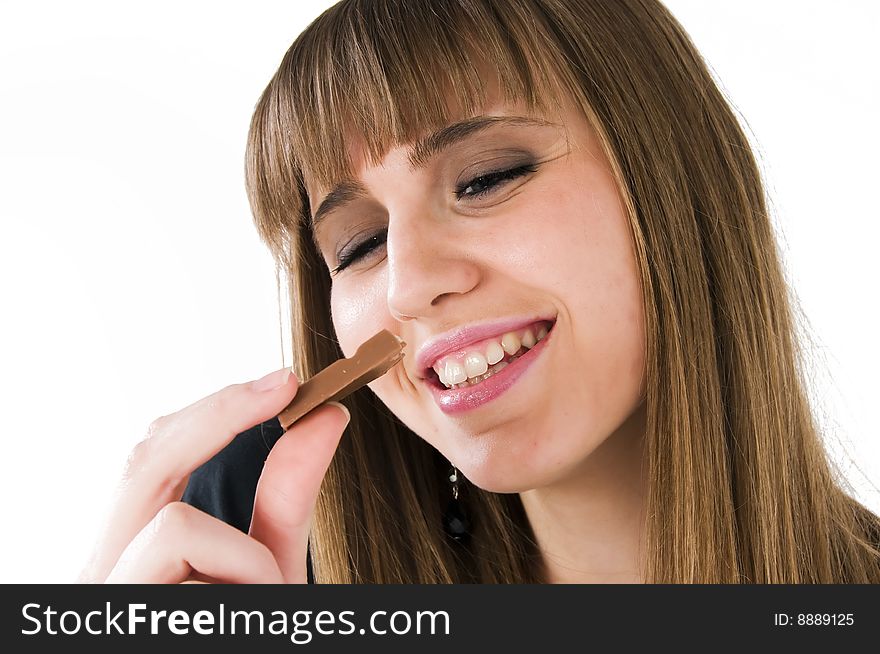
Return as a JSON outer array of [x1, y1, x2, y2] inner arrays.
[[330, 272, 389, 358]]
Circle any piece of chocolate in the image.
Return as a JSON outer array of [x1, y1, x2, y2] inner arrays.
[[276, 329, 405, 430]]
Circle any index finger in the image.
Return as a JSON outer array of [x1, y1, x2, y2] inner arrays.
[[78, 367, 298, 582]]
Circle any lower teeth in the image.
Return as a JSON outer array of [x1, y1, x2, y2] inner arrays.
[[444, 353, 522, 390]]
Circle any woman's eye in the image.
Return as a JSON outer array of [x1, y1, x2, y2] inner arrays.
[[331, 229, 387, 275], [455, 163, 538, 201]]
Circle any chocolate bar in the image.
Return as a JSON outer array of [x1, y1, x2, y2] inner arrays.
[[276, 329, 406, 430]]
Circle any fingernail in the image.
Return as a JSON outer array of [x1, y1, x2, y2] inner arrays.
[[325, 401, 350, 423], [253, 367, 292, 392]]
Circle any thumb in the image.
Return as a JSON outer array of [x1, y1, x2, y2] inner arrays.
[[249, 401, 350, 583]]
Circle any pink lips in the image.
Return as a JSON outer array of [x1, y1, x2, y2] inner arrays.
[[416, 316, 556, 378], [426, 321, 555, 415]]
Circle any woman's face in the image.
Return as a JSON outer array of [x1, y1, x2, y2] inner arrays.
[[308, 92, 646, 493]]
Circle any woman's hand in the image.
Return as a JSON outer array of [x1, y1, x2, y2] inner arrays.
[[76, 367, 350, 584]]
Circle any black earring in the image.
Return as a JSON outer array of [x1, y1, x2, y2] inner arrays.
[[443, 465, 470, 543]]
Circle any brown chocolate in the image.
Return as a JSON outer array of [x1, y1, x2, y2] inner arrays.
[[276, 329, 405, 430]]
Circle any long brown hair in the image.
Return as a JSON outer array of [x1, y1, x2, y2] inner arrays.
[[244, 0, 880, 582]]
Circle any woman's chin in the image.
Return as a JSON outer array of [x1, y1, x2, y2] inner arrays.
[[454, 458, 553, 495]]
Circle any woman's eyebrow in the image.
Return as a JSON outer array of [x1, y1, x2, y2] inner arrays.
[[407, 115, 558, 169], [310, 115, 558, 231], [311, 180, 367, 234]]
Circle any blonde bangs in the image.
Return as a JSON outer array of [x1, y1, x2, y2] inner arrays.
[[247, 0, 575, 242]]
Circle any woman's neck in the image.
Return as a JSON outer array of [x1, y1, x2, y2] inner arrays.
[[519, 401, 648, 584]]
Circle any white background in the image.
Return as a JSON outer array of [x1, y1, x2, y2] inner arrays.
[[1, 1, 877, 582]]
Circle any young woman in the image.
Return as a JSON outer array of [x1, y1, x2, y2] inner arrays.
[[79, 0, 880, 584]]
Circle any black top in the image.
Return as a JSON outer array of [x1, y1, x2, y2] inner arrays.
[[181, 417, 315, 584]]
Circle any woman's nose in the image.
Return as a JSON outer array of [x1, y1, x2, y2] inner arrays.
[[385, 213, 480, 322]]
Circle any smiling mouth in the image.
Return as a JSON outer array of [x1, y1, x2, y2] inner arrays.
[[424, 320, 555, 391]]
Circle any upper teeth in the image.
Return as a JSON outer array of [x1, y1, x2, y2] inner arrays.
[[433, 323, 551, 388]]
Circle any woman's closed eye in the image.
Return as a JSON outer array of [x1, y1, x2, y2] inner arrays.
[[331, 163, 539, 275], [332, 230, 388, 275], [453, 162, 538, 201]]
